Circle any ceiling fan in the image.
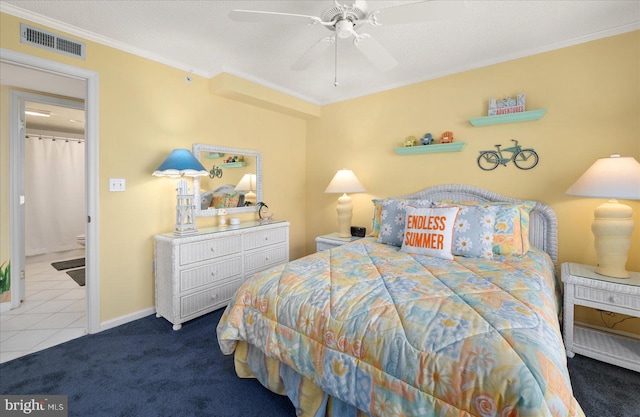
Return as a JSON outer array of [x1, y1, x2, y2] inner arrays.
[[229, 1, 464, 85]]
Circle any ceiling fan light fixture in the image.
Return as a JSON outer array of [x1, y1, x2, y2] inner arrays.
[[336, 19, 355, 38]]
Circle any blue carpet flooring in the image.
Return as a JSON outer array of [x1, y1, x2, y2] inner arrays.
[[1, 308, 638, 417]]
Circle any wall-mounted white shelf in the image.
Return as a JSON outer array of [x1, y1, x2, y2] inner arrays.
[[394, 142, 466, 155], [469, 109, 547, 126], [220, 162, 247, 168]]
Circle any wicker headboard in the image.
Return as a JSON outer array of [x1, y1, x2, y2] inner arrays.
[[393, 184, 559, 268]]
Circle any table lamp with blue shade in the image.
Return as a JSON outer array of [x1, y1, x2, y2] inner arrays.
[[153, 149, 208, 235]]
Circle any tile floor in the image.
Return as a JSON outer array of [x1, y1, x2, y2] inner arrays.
[[0, 249, 86, 364]]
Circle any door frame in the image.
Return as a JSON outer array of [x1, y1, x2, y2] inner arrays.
[[2, 48, 101, 333], [12, 91, 85, 303]]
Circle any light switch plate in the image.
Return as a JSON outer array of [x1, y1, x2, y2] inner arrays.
[[109, 178, 125, 192]]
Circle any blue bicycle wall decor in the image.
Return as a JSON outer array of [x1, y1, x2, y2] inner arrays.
[[477, 139, 539, 171]]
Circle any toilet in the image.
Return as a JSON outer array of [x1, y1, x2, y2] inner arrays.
[[76, 234, 86, 247]]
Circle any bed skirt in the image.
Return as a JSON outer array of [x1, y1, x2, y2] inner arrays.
[[234, 341, 368, 417]]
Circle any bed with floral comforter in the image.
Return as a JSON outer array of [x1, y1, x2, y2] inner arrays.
[[217, 185, 584, 417]]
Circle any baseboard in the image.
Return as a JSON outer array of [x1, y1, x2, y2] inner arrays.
[[97, 307, 156, 333], [0, 301, 11, 313]]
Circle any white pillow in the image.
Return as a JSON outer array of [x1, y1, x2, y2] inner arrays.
[[400, 206, 459, 260]]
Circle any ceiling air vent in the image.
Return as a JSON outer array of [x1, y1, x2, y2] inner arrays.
[[20, 23, 85, 60]]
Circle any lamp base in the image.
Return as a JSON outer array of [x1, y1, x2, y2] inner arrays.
[[592, 200, 634, 279], [336, 193, 353, 238]]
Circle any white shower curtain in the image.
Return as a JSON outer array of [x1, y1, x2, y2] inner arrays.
[[25, 137, 85, 256]]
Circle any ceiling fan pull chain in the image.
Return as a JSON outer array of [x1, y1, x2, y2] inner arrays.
[[334, 36, 339, 87]]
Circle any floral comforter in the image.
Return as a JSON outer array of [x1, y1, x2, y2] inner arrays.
[[217, 238, 584, 417]]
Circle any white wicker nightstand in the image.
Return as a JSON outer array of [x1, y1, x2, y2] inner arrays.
[[561, 262, 640, 372], [315, 232, 362, 252]]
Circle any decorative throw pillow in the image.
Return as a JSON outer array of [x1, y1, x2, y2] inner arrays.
[[370, 199, 384, 237], [450, 204, 497, 259], [438, 200, 536, 256], [212, 194, 227, 209], [400, 206, 459, 260], [492, 201, 536, 256], [225, 191, 241, 208], [377, 199, 433, 247]]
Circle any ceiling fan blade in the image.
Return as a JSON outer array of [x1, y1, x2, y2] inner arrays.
[[370, 1, 466, 26], [354, 35, 398, 72], [291, 37, 335, 71], [229, 9, 323, 25]]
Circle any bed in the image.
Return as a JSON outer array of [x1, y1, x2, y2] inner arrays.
[[217, 184, 584, 417]]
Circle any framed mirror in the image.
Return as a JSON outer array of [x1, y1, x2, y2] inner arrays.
[[192, 144, 262, 217]]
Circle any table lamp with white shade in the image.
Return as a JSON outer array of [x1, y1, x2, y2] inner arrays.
[[565, 154, 640, 278], [153, 149, 208, 236], [235, 173, 257, 205], [325, 169, 366, 238]]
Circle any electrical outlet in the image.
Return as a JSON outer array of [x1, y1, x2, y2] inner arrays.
[[109, 178, 125, 192]]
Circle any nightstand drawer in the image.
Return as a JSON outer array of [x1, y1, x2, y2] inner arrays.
[[575, 285, 640, 312], [179, 236, 242, 265], [180, 256, 242, 292], [180, 279, 242, 318]]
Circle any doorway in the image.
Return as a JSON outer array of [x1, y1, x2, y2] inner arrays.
[[0, 98, 88, 363], [1, 48, 100, 340]]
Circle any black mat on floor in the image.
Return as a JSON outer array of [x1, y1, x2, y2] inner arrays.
[[52, 257, 85, 271], [66, 268, 85, 286]]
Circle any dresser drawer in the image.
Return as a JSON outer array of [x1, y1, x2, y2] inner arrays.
[[180, 256, 242, 292], [575, 285, 640, 313], [244, 227, 288, 251], [179, 235, 242, 265], [245, 244, 289, 275], [180, 279, 242, 318]]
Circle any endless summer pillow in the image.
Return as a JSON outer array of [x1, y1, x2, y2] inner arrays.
[[400, 206, 459, 260], [450, 204, 497, 259], [377, 199, 433, 246]]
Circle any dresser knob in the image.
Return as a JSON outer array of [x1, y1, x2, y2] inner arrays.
[[210, 271, 216, 277], [210, 247, 215, 252], [212, 294, 218, 300]]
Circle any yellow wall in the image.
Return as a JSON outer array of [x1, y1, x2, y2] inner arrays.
[[1, 13, 308, 322], [306, 31, 640, 334], [2, 11, 638, 333]]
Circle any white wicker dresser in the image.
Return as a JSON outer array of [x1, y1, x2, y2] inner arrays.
[[154, 220, 289, 330], [561, 262, 640, 371]]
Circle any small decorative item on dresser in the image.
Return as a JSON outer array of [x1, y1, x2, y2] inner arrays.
[[440, 131, 454, 143], [218, 208, 227, 226], [257, 202, 273, 223]]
